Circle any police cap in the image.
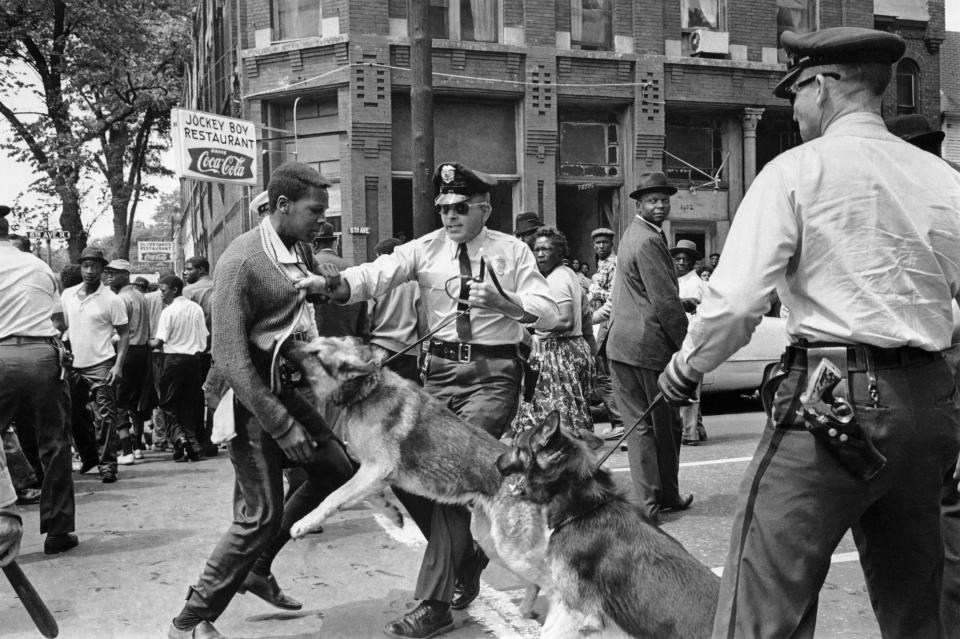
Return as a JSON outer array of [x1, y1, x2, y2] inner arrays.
[[773, 27, 906, 99], [434, 163, 496, 206]]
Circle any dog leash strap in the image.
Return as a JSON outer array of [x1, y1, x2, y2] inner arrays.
[[593, 392, 665, 471], [382, 309, 469, 366]]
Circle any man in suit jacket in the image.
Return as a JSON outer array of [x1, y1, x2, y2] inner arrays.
[[607, 171, 692, 524]]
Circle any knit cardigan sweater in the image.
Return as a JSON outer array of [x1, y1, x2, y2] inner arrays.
[[212, 227, 315, 439]]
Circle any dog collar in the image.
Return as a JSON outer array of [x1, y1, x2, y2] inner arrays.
[[550, 499, 607, 532]]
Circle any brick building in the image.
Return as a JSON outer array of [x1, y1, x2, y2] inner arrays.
[[942, 30, 960, 164], [179, 0, 946, 268]]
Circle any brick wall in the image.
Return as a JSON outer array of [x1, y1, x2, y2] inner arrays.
[[525, 0, 555, 46], [634, 0, 663, 54], [727, 0, 778, 61], [246, 0, 271, 45], [504, 0, 524, 28], [943, 32, 960, 108], [349, 0, 387, 35]]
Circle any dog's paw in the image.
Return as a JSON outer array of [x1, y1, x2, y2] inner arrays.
[[290, 515, 325, 539]]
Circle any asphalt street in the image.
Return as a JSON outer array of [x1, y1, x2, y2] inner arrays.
[[1, 401, 882, 639]]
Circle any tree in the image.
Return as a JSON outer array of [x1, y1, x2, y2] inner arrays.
[[0, 0, 191, 260]]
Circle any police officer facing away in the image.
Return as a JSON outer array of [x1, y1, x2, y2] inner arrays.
[[296, 162, 558, 639], [657, 27, 960, 638]]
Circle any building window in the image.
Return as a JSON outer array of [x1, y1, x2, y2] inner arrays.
[[664, 117, 724, 187], [682, 0, 722, 30], [559, 110, 620, 178], [430, 0, 498, 42], [571, 0, 612, 50], [274, 0, 321, 40], [897, 59, 919, 114], [777, 0, 816, 45]]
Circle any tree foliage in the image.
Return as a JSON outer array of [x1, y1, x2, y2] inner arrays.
[[0, 0, 192, 260]]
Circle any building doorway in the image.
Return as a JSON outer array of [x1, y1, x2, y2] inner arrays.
[[555, 184, 618, 274]]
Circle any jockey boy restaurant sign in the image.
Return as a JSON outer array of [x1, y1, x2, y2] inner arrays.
[[171, 108, 257, 186]]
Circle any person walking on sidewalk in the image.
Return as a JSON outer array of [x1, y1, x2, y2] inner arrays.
[[151, 275, 207, 463], [62, 247, 129, 485], [587, 226, 625, 440], [0, 206, 77, 554], [184, 256, 218, 457], [105, 259, 152, 463]]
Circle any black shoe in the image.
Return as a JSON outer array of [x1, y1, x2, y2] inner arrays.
[[186, 445, 202, 462], [172, 439, 185, 462], [44, 533, 79, 555], [238, 572, 302, 610], [77, 459, 98, 474], [384, 602, 454, 639], [202, 443, 219, 457], [450, 549, 489, 610], [16, 488, 42, 505], [101, 470, 117, 484], [661, 493, 694, 512]]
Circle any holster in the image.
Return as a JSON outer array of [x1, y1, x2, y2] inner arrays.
[[521, 358, 540, 403], [796, 346, 886, 481]]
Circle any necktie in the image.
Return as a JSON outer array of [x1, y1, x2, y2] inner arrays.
[[457, 243, 472, 342], [659, 229, 668, 246]]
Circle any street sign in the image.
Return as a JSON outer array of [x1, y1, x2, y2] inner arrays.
[[22, 229, 69, 240], [138, 240, 174, 263], [170, 108, 257, 186]]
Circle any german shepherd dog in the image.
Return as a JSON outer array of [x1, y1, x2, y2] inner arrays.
[[283, 336, 549, 615], [498, 411, 720, 639]]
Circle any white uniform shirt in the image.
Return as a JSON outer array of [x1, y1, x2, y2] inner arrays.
[[62, 283, 128, 368], [681, 112, 960, 374], [0, 242, 61, 339], [156, 296, 208, 355], [343, 227, 558, 344]]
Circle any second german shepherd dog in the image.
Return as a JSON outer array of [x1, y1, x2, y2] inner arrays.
[[498, 411, 720, 639]]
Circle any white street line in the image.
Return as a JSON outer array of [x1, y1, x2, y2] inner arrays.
[[608, 456, 754, 472], [372, 512, 540, 638], [710, 550, 861, 576]]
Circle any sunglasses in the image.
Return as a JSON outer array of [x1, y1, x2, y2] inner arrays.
[[435, 202, 484, 216], [787, 72, 841, 105]]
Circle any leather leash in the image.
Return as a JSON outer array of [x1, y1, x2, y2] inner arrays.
[[593, 392, 665, 471]]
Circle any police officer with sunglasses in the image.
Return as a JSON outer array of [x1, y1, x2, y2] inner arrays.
[[297, 162, 558, 639]]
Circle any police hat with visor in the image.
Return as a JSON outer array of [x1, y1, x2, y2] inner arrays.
[[433, 163, 497, 207], [774, 27, 905, 100]]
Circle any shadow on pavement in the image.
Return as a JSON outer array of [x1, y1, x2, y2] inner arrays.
[[16, 527, 195, 564]]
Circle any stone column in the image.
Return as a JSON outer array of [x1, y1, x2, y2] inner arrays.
[[741, 108, 765, 189]]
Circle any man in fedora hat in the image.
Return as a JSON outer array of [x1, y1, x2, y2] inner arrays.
[[295, 161, 557, 638], [669, 239, 708, 445], [513, 211, 543, 249], [657, 27, 960, 637], [61, 247, 130, 484], [105, 258, 152, 464], [608, 171, 691, 524], [587, 226, 624, 439]]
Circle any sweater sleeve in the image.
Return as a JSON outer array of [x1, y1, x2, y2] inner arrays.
[[212, 255, 297, 439]]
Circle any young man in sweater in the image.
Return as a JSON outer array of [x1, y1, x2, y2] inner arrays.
[[169, 163, 354, 639]]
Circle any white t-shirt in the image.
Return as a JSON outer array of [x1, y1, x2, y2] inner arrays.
[[62, 283, 128, 368], [156, 296, 208, 355]]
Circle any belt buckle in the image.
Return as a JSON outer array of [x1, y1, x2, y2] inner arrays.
[[458, 343, 471, 363]]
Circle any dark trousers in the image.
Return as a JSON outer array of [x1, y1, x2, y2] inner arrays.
[[593, 354, 623, 427], [0, 341, 75, 536], [68, 373, 98, 467], [116, 344, 151, 451], [197, 353, 214, 452], [410, 355, 522, 603], [610, 359, 683, 520], [714, 357, 959, 639], [158, 353, 203, 448], [186, 386, 354, 621], [70, 359, 120, 473], [942, 460, 960, 638]]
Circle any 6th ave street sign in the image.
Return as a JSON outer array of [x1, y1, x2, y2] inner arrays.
[[25, 229, 71, 240]]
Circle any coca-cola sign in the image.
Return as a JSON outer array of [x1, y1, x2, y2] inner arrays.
[[171, 108, 258, 186], [187, 148, 254, 180]]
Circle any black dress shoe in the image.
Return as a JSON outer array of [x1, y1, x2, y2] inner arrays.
[[167, 620, 225, 639], [238, 572, 302, 610], [384, 602, 454, 639], [450, 549, 489, 610], [661, 493, 694, 512], [44, 533, 79, 555], [100, 470, 117, 484]]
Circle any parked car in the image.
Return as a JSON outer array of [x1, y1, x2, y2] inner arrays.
[[700, 315, 789, 394]]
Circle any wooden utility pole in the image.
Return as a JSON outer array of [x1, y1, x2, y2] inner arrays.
[[409, 0, 434, 237]]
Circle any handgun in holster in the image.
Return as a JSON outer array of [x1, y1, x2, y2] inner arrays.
[[796, 347, 886, 481]]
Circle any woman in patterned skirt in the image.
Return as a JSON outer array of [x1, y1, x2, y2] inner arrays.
[[513, 227, 595, 433]]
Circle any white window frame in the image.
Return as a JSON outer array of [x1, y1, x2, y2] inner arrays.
[[681, 0, 726, 32]]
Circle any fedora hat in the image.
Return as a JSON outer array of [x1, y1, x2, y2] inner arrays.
[[670, 239, 702, 261], [78, 247, 108, 266], [884, 114, 945, 151], [314, 222, 336, 241], [629, 171, 677, 200], [514, 211, 543, 236]]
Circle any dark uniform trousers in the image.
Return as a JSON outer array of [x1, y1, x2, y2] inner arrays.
[[402, 354, 521, 604], [714, 355, 960, 639], [941, 344, 960, 638], [0, 340, 75, 536], [186, 385, 355, 621], [609, 360, 683, 519]]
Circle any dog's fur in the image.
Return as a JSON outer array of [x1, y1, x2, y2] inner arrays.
[[498, 411, 720, 639]]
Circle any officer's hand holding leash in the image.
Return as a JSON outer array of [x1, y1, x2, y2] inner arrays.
[[657, 354, 702, 406]]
